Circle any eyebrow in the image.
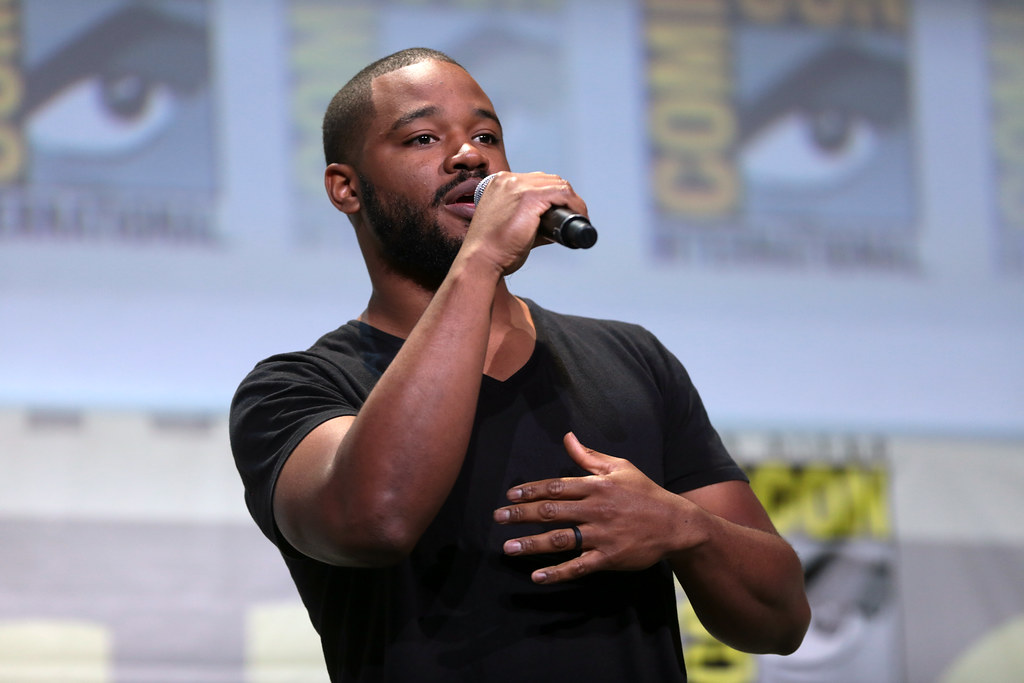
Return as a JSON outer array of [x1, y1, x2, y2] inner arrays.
[[390, 106, 502, 132]]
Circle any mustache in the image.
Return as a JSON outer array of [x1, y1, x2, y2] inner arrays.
[[432, 170, 489, 207]]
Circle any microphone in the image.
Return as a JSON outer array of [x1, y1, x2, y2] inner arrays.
[[473, 174, 598, 249]]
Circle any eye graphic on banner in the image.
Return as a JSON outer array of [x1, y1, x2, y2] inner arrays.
[[679, 433, 900, 683], [645, 0, 916, 269], [736, 44, 907, 191], [28, 73, 180, 155], [1, 1, 216, 243], [22, 4, 211, 181]]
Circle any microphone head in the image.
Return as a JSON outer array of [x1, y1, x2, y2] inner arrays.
[[473, 173, 499, 205]]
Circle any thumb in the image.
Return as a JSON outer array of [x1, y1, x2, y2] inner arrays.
[[563, 432, 616, 475]]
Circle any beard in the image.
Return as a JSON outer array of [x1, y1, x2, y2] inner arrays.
[[358, 172, 481, 291]]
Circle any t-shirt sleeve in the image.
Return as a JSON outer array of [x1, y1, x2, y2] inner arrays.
[[228, 353, 362, 551], [643, 331, 749, 494]]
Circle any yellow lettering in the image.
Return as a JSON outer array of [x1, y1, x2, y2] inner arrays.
[[0, 123, 22, 183], [648, 25, 729, 96], [801, 465, 839, 538], [746, 461, 890, 540], [799, 0, 846, 26], [678, 599, 757, 683], [648, 0, 725, 15], [991, 45, 1024, 83], [738, 0, 789, 22], [737, 0, 907, 28], [646, 1, 737, 218], [290, 5, 374, 194], [0, 60, 21, 116], [991, 6, 1024, 31], [1000, 174, 1024, 229], [655, 156, 738, 215], [0, 0, 20, 183], [748, 463, 802, 535], [882, 0, 907, 27], [0, 34, 17, 60], [852, 466, 891, 537], [653, 100, 735, 151], [684, 641, 758, 683], [990, 5, 1024, 231], [992, 109, 1023, 150]]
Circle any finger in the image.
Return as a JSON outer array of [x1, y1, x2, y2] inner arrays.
[[531, 552, 597, 585], [502, 525, 586, 557], [493, 498, 586, 525], [563, 432, 618, 475], [503, 472, 589, 503]]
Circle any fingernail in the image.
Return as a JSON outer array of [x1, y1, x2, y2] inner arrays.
[[505, 540, 522, 554], [494, 509, 509, 522], [533, 571, 547, 583], [507, 488, 522, 501]]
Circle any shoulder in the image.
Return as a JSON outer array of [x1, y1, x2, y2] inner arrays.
[[529, 300, 659, 347], [240, 320, 398, 387], [527, 301, 700, 403], [528, 300, 674, 367], [229, 321, 397, 432]]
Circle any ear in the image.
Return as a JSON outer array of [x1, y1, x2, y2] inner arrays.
[[324, 163, 361, 214]]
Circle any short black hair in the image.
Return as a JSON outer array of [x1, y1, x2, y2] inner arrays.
[[322, 47, 464, 167]]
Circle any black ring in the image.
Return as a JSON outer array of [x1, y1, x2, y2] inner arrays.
[[571, 525, 583, 552]]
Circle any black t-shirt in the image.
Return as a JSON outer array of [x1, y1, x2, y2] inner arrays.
[[230, 300, 747, 682]]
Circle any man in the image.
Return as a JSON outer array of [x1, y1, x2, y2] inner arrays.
[[230, 47, 809, 681]]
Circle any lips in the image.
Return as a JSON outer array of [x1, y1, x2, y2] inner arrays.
[[442, 176, 485, 219], [444, 177, 484, 205]]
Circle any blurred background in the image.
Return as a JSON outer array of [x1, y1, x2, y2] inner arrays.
[[0, 0, 1021, 681]]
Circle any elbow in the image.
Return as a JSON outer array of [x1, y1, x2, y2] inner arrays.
[[756, 559, 813, 655], [782, 599, 813, 655], [279, 498, 423, 568], [777, 585, 813, 655], [341, 513, 422, 566], [772, 623, 809, 657], [326, 543, 412, 569], [325, 507, 425, 567], [726, 622, 808, 657], [763, 598, 812, 656], [715, 595, 811, 656]]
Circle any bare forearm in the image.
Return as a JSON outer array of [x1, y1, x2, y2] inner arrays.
[[670, 513, 810, 654], [488, 439, 809, 653], [291, 254, 504, 565], [281, 172, 587, 565], [345, 260, 500, 528]]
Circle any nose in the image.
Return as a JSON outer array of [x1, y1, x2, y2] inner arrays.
[[445, 140, 487, 173]]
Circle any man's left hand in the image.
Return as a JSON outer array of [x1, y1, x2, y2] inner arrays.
[[493, 432, 703, 584]]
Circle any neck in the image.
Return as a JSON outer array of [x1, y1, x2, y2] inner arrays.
[[354, 219, 536, 378], [483, 289, 535, 380], [360, 273, 523, 338], [360, 277, 534, 381]]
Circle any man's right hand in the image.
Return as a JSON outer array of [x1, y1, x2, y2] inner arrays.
[[463, 171, 590, 277]]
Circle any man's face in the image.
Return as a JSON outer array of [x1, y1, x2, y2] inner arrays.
[[353, 60, 510, 289], [357, 169, 464, 291]]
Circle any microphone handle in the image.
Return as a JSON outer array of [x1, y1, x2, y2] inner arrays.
[[540, 207, 598, 249], [473, 173, 598, 250]]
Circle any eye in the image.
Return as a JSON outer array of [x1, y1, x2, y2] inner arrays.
[[739, 108, 878, 187], [407, 134, 437, 146], [27, 73, 178, 155], [734, 43, 906, 191], [20, 4, 210, 163], [474, 132, 501, 145]]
